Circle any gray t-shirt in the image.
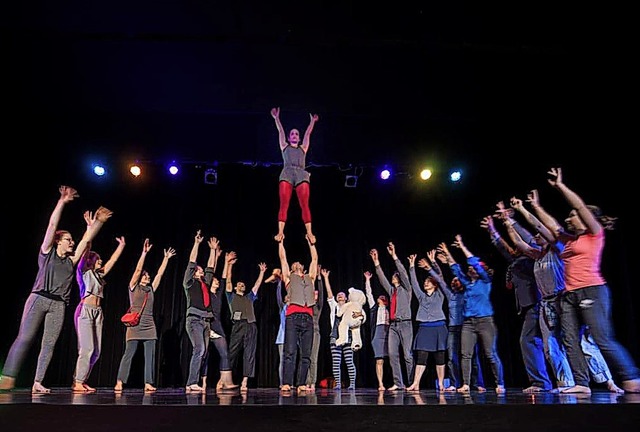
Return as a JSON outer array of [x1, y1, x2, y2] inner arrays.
[[32, 248, 75, 305]]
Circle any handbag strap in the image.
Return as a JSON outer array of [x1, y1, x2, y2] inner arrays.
[[139, 292, 149, 313], [128, 291, 149, 313]]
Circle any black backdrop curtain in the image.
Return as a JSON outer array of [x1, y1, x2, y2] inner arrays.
[[1, 155, 637, 390]]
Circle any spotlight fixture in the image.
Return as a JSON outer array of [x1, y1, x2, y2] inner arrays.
[[204, 168, 218, 185], [344, 175, 358, 188]]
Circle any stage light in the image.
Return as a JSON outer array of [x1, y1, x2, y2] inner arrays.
[[168, 162, 179, 176], [420, 169, 432, 180], [130, 164, 141, 177], [380, 169, 391, 180], [344, 175, 358, 188], [92, 165, 106, 177], [204, 168, 218, 185], [450, 170, 462, 182]]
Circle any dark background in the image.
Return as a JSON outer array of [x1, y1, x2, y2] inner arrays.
[[0, 2, 636, 390]]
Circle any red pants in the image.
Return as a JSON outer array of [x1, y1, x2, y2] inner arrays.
[[278, 181, 311, 224]]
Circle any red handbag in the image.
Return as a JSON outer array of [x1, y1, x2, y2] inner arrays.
[[121, 292, 149, 327]]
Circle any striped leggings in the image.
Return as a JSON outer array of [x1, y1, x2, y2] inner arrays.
[[331, 343, 356, 389]]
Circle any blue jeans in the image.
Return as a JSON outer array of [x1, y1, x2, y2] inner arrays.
[[539, 297, 574, 387], [282, 313, 313, 387], [560, 284, 640, 386], [520, 304, 552, 389], [185, 315, 210, 386]]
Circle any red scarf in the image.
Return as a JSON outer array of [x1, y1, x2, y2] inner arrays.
[[390, 289, 397, 320], [200, 280, 210, 308]]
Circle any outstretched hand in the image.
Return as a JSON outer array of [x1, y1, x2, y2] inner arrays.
[[59, 185, 79, 203], [310, 113, 319, 122], [271, 107, 280, 118], [547, 167, 563, 187], [94, 206, 113, 223], [194, 230, 204, 244], [526, 189, 540, 207]]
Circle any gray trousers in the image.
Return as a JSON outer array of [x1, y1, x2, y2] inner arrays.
[[2, 293, 65, 383], [116, 339, 157, 385], [306, 325, 321, 386], [73, 302, 104, 383], [388, 320, 414, 388]]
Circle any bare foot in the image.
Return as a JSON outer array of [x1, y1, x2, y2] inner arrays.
[[32, 382, 51, 394], [523, 386, 547, 393], [406, 384, 419, 392], [606, 380, 624, 394], [496, 385, 506, 394], [457, 385, 470, 394], [186, 384, 204, 393], [72, 382, 88, 393], [144, 384, 157, 393], [476, 386, 487, 393], [0, 376, 16, 391], [561, 385, 591, 394], [444, 386, 457, 392], [622, 378, 640, 393], [378, 385, 386, 391], [297, 385, 308, 393], [114, 381, 123, 393], [280, 384, 291, 392], [387, 385, 401, 391]]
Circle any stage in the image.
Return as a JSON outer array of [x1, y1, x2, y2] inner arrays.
[[1, 387, 638, 432]]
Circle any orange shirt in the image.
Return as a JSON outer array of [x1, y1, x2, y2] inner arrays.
[[560, 231, 606, 291]]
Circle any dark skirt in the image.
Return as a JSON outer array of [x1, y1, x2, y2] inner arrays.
[[371, 324, 389, 358], [413, 321, 448, 351]]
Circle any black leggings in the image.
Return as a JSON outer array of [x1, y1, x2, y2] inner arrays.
[[415, 350, 445, 366]]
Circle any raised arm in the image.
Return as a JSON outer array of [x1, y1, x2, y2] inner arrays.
[[481, 215, 516, 262], [495, 200, 535, 245], [130, 238, 151, 289], [151, 246, 176, 291], [224, 252, 237, 293], [527, 189, 563, 240], [251, 262, 267, 295], [189, 230, 204, 263], [278, 240, 291, 285], [101, 236, 126, 276], [504, 221, 542, 260], [71, 206, 113, 266], [370, 248, 393, 295], [307, 236, 318, 280], [452, 234, 474, 259], [206, 237, 220, 271], [511, 195, 557, 245], [417, 257, 449, 293], [42, 185, 79, 254], [271, 107, 287, 150], [408, 254, 425, 301], [548, 167, 602, 235], [388, 242, 411, 291], [301, 113, 319, 153], [321, 268, 333, 299], [364, 271, 375, 308], [316, 264, 325, 306]]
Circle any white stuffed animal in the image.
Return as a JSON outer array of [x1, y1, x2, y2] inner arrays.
[[335, 287, 367, 351]]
